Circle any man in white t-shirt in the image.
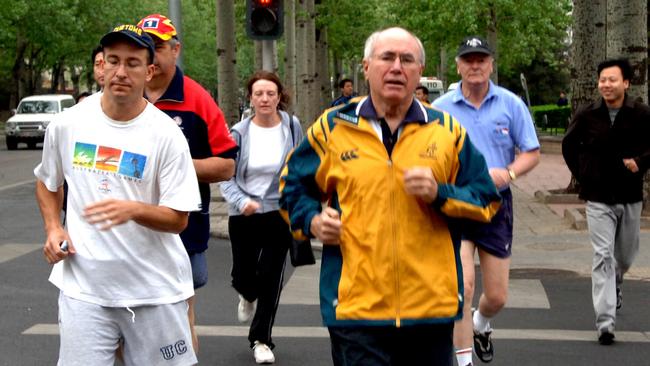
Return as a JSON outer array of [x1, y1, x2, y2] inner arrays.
[[34, 24, 201, 366]]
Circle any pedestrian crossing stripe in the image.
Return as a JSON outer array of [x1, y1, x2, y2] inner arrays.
[[22, 324, 650, 342], [0, 244, 41, 264], [280, 260, 551, 309]]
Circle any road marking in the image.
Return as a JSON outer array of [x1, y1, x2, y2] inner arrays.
[[280, 261, 551, 309], [22, 323, 650, 342], [507, 279, 550, 309], [0, 244, 42, 264], [280, 260, 320, 305], [0, 179, 35, 192]]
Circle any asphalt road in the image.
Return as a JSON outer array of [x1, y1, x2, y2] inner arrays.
[[1, 145, 649, 366]]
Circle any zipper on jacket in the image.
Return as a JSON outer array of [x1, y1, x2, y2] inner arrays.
[[387, 158, 402, 327]]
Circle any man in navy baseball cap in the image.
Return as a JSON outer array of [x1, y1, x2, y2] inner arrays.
[[100, 24, 155, 64], [456, 36, 493, 58]]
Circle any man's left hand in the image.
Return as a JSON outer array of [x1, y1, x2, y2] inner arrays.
[[403, 167, 438, 204]]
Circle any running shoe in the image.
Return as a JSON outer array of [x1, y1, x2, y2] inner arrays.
[[473, 330, 494, 363], [253, 341, 275, 364]]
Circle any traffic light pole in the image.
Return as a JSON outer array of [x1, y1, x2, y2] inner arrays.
[[262, 40, 274, 72]]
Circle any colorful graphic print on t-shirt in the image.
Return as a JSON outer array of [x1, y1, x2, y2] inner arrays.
[[72, 142, 147, 179]]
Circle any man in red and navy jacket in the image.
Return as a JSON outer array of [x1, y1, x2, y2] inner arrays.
[[138, 13, 237, 353]]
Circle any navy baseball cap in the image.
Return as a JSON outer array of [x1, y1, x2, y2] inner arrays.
[[457, 36, 493, 57], [100, 24, 155, 63]]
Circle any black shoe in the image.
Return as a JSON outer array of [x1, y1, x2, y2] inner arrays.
[[473, 330, 494, 363], [598, 331, 615, 345], [616, 287, 622, 310]]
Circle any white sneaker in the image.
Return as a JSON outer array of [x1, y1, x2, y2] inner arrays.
[[253, 341, 275, 364], [237, 295, 257, 322]]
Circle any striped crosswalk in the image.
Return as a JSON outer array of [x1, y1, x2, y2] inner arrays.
[[20, 323, 650, 343], [5, 245, 649, 343]]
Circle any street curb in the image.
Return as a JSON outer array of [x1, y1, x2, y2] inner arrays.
[[538, 135, 563, 154], [561, 206, 650, 231], [564, 208, 587, 230], [534, 190, 584, 204]]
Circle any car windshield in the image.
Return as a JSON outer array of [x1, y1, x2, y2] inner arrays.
[[17, 100, 59, 114]]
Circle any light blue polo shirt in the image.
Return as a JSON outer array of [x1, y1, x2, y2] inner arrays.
[[433, 80, 539, 170]]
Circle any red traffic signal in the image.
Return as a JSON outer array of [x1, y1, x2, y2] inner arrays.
[[246, 0, 284, 40]]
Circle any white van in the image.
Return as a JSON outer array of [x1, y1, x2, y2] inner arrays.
[[4, 94, 75, 150], [419, 77, 445, 102]]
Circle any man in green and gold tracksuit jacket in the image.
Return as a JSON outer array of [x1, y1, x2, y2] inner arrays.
[[280, 27, 501, 366]]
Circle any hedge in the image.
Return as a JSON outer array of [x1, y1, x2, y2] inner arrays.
[[530, 104, 571, 132]]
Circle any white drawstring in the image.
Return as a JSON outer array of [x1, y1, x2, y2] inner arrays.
[[126, 307, 135, 323]]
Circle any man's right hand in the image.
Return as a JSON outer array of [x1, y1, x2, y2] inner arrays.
[[310, 207, 342, 244], [43, 229, 74, 264]]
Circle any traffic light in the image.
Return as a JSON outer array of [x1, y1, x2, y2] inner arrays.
[[246, 0, 284, 40]]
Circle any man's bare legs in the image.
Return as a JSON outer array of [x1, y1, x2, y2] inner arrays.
[[454, 240, 511, 364], [188, 296, 199, 354]]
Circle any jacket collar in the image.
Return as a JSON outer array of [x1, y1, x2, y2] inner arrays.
[[452, 79, 498, 105], [593, 93, 634, 110], [358, 95, 427, 124], [155, 65, 185, 103]]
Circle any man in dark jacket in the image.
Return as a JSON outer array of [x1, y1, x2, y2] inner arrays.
[[562, 58, 650, 345]]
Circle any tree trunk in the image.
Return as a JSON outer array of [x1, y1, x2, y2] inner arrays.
[[439, 46, 447, 88], [296, 0, 311, 126], [50, 65, 60, 94], [216, 0, 239, 126], [284, 0, 297, 113], [571, 0, 606, 111], [11, 34, 28, 108], [316, 27, 330, 113], [70, 66, 80, 97], [487, 2, 498, 84], [567, 0, 607, 193], [607, 0, 648, 103], [306, 0, 317, 124]]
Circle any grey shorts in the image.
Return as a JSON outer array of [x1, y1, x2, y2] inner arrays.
[[57, 292, 197, 366]]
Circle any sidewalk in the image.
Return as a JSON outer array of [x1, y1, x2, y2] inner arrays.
[[209, 153, 650, 281]]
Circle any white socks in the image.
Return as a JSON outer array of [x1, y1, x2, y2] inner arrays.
[[455, 347, 473, 366], [473, 310, 492, 333]]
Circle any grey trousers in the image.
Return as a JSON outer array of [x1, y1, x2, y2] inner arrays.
[[586, 201, 641, 333]]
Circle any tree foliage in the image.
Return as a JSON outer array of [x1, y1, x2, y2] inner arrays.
[[0, 0, 573, 109]]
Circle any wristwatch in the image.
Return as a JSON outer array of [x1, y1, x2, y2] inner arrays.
[[507, 167, 517, 181]]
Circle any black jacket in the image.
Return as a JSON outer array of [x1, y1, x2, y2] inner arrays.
[[562, 95, 650, 204]]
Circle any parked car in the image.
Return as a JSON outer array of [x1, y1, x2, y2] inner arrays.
[[4, 94, 75, 150], [419, 77, 445, 102]]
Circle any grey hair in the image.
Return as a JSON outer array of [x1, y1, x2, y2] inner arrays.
[[363, 27, 425, 66]]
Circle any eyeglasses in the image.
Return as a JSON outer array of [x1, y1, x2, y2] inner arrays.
[[374, 51, 420, 67]]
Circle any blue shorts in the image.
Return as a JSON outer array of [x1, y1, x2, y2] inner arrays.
[[189, 251, 208, 289], [461, 188, 513, 258]]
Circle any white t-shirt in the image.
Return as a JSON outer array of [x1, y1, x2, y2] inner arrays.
[[244, 122, 284, 197], [34, 93, 201, 307]]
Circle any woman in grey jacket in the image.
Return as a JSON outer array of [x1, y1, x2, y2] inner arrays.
[[220, 71, 303, 364]]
